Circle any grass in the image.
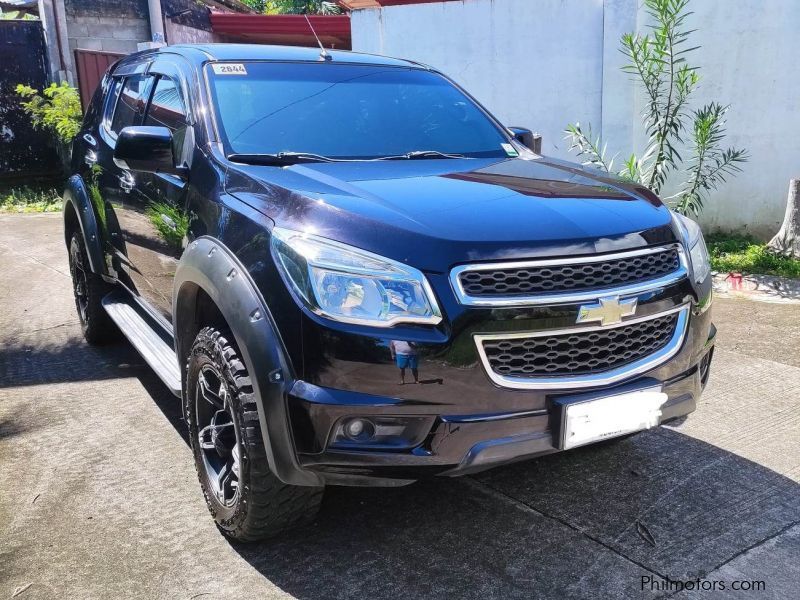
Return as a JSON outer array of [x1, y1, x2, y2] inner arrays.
[[0, 186, 62, 213], [707, 233, 800, 279]]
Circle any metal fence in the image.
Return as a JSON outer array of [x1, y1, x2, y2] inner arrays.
[[74, 49, 124, 111]]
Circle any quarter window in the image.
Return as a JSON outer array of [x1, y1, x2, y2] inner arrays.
[[102, 77, 123, 134]]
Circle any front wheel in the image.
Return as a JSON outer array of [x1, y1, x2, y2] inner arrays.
[[185, 327, 323, 541]]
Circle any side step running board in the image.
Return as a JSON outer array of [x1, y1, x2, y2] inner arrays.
[[102, 290, 182, 396]]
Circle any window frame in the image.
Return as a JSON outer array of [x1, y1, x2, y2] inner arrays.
[[108, 74, 155, 138], [100, 59, 152, 146], [100, 76, 123, 142], [147, 58, 195, 126]]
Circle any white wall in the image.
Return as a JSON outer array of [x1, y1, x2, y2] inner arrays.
[[666, 0, 800, 235], [352, 0, 605, 162], [351, 0, 800, 238]]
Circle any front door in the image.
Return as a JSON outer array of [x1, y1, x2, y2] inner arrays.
[[132, 72, 192, 322]]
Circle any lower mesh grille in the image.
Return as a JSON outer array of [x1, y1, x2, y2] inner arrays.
[[481, 313, 679, 378]]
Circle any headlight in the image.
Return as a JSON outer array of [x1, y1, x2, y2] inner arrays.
[[673, 212, 710, 283], [271, 227, 442, 327]]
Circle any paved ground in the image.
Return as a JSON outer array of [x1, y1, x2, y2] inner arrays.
[[1, 213, 798, 600]]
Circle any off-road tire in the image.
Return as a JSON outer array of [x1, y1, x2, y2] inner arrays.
[[185, 327, 323, 541], [68, 231, 120, 344]]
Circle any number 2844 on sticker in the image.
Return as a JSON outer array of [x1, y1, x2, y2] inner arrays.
[[212, 63, 247, 76]]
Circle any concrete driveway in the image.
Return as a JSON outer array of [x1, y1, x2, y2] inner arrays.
[[1, 213, 798, 600]]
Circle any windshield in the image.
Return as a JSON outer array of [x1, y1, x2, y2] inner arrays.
[[207, 62, 511, 160]]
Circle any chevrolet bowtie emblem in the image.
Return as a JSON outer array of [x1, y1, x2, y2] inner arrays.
[[576, 296, 638, 326]]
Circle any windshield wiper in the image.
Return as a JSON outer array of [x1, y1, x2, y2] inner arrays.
[[383, 150, 466, 160], [229, 150, 466, 165], [227, 152, 338, 165]]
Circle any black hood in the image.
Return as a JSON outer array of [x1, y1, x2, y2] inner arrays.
[[225, 155, 679, 271]]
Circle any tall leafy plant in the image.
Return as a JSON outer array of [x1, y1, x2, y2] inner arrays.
[[15, 81, 82, 145], [565, 0, 747, 216]]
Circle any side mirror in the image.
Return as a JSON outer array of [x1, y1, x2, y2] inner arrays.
[[114, 126, 185, 176], [508, 127, 542, 154]]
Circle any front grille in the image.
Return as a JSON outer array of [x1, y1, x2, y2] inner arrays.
[[458, 247, 681, 298], [481, 313, 679, 379]]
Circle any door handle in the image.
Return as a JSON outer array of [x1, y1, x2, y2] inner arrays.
[[118, 173, 134, 193]]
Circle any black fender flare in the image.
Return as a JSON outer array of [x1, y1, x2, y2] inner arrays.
[[63, 175, 105, 275], [173, 236, 322, 487]]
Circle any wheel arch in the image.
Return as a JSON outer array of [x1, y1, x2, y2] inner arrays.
[[173, 236, 321, 487], [63, 175, 105, 275]]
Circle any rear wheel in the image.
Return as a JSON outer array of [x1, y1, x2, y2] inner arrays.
[[68, 231, 119, 344], [185, 327, 323, 541]]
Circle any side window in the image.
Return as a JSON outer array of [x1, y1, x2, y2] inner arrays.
[[144, 76, 189, 160], [102, 77, 123, 134], [110, 75, 152, 134]]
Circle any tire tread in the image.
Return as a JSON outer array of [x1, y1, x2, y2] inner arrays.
[[186, 327, 322, 542]]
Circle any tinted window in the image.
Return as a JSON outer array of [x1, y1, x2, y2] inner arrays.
[[111, 75, 151, 134], [208, 63, 509, 159], [145, 77, 186, 131], [144, 76, 188, 158], [102, 77, 123, 132]]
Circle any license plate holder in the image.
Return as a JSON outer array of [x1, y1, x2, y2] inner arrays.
[[551, 385, 668, 450]]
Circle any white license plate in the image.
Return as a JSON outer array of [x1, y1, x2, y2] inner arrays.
[[562, 388, 668, 449]]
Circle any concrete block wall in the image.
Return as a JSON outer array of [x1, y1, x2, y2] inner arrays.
[[162, 0, 225, 44], [64, 0, 151, 55], [164, 20, 218, 45]]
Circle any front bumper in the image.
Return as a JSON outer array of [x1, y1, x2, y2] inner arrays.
[[285, 276, 715, 486]]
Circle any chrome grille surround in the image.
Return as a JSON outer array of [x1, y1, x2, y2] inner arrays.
[[474, 305, 690, 390], [450, 245, 688, 307]]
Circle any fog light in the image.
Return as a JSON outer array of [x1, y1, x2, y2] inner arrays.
[[343, 418, 375, 441], [330, 416, 434, 450]]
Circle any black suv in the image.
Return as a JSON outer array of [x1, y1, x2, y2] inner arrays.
[[65, 44, 715, 540]]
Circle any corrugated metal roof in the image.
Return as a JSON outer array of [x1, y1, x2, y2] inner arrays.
[[210, 13, 352, 49]]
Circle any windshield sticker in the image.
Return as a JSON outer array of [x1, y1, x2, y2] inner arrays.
[[501, 143, 519, 157], [212, 63, 247, 76]]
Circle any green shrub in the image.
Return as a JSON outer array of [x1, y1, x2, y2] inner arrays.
[[0, 187, 62, 213], [15, 82, 82, 145], [707, 233, 800, 278]]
